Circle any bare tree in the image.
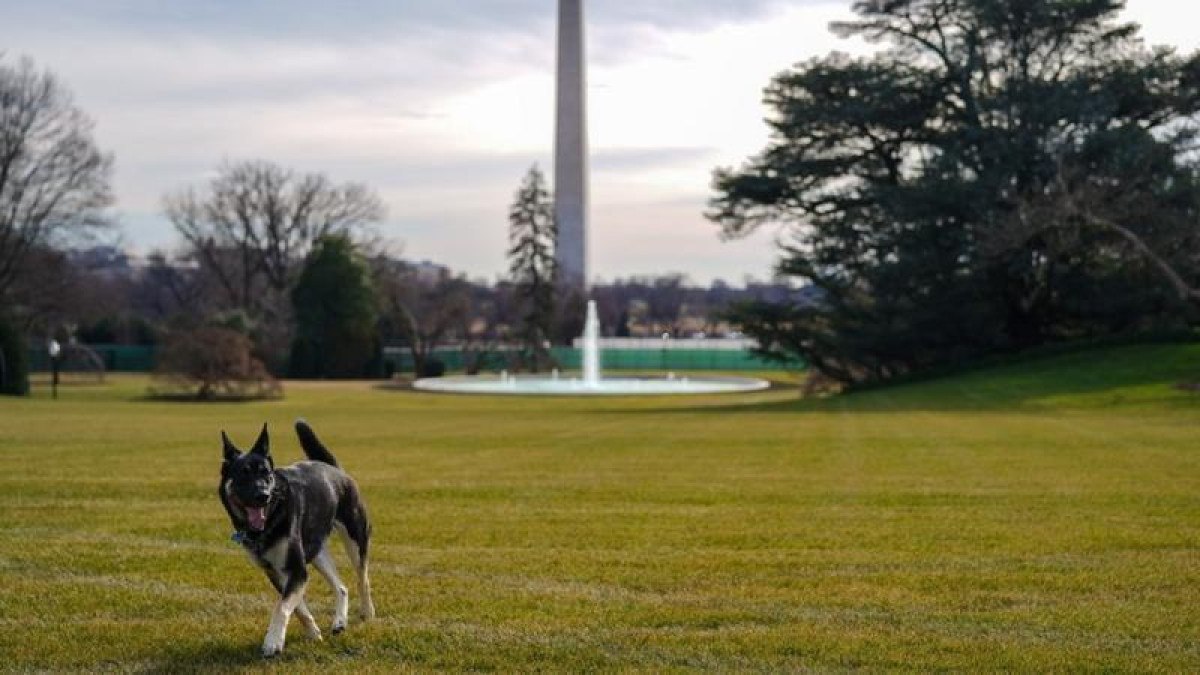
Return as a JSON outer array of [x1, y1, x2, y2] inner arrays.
[[165, 160, 385, 316], [7, 245, 84, 333], [457, 280, 509, 375], [375, 258, 470, 377], [0, 56, 113, 301], [132, 251, 216, 321]]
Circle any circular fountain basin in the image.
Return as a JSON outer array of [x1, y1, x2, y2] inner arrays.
[[412, 374, 771, 396]]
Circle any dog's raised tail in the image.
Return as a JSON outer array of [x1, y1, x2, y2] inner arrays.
[[295, 419, 339, 467]]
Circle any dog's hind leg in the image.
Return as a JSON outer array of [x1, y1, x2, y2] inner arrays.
[[335, 520, 375, 620], [357, 556, 376, 621], [295, 597, 323, 641], [312, 547, 350, 634]]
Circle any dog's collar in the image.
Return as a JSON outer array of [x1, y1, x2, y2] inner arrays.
[[231, 528, 269, 553]]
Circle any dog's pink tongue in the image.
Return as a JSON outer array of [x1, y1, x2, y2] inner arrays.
[[246, 506, 267, 531]]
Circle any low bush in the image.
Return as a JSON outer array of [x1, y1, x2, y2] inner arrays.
[[149, 326, 281, 401]]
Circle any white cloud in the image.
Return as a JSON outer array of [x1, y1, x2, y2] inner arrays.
[[1125, 0, 1200, 52]]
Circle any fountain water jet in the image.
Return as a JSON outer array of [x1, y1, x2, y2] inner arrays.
[[582, 300, 601, 386]]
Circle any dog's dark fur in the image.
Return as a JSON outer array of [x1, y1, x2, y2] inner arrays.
[[219, 420, 375, 657]]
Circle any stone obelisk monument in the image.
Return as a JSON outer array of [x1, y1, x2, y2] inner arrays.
[[554, 0, 588, 289]]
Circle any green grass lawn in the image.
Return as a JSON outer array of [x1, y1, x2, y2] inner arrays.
[[1, 344, 1199, 672]]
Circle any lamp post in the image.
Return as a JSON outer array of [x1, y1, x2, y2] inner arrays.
[[47, 339, 61, 400]]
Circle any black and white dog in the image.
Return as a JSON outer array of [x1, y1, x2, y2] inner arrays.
[[219, 420, 375, 657]]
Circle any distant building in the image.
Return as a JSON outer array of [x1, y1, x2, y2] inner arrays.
[[407, 259, 451, 284], [68, 245, 130, 273]]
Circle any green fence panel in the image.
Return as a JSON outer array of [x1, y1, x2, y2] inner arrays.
[[29, 344, 156, 372], [384, 346, 799, 374], [98, 345, 156, 372], [28, 344, 796, 375]]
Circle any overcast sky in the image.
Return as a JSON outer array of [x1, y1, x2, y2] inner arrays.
[[3, 0, 1197, 284]]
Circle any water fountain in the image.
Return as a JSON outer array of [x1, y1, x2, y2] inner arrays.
[[412, 301, 770, 396]]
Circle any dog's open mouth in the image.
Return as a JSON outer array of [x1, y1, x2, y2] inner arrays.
[[244, 505, 268, 531], [231, 495, 269, 532]]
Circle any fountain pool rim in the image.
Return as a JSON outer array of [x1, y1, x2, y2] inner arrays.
[[411, 373, 771, 396]]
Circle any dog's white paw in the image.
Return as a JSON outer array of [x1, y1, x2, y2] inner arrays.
[[261, 633, 286, 658], [305, 624, 323, 641], [360, 601, 376, 621]]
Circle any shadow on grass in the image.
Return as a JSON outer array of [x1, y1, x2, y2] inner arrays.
[[133, 392, 284, 404], [143, 639, 264, 674], [145, 635, 373, 673], [598, 343, 1200, 415]]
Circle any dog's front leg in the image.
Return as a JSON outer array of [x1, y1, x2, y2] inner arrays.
[[262, 547, 308, 658], [263, 566, 321, 641]]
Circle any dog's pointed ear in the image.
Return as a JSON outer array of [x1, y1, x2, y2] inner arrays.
[[251, 423, 270, 457], [221, 431, 240, 462]]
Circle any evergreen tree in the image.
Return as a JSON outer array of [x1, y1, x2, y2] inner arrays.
[[507, 166, 558, 371], [710, 0, 1200, 385], [289, 235, 381, 378]]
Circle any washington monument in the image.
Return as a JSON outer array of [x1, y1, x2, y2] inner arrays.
[[554, 0, 588, 288]]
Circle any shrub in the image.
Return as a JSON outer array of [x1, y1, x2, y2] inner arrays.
[[0, 315, 29, 396], [418, 357, 446, 378], [150, 326, 281, 401]]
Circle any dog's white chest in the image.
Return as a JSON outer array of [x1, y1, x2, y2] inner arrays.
[[263, 539, 289, 572], [248, 539, 290, 576]]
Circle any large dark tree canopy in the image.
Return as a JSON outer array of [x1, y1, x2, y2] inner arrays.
[[710, 0, 1200, 385]]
